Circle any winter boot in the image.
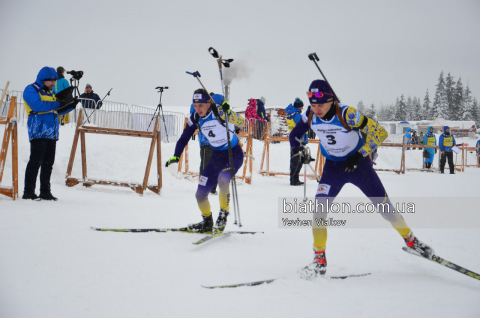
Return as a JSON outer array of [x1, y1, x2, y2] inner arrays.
[[39, 192, 58, 201], [404, 231, 434, 259], [214, 209, 229, 233], [22, 192, 39, 200], [188, 215, 213, 233], [299, 250, 327, 280]]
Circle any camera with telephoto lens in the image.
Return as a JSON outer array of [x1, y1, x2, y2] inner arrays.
[[67, 70, 84, 80]]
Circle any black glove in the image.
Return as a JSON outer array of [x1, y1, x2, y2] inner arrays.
[[57, 97, 79, 113], [221, 101, 231, 114], [344, 152, 364, 172], [165, 156, 180, 167]]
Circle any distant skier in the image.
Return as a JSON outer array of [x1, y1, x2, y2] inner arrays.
[[166, 89, 245, 233], [439, 126, 456, 174], [423, 126, 436, 169], [290, 79, 434, 279]]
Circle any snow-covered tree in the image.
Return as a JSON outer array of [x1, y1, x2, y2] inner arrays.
[[406, 96, 414, 120], [356, 100, 365, 113], [454, 78, 465, 120], [445, 72, 457, 119], [395, 95, 407, 121], [413, 97, 422, 121], [423, 89, 431, 120], [472, 98, 480, 127], [432, 71, 448, 119], [365, 103, 378, 122]]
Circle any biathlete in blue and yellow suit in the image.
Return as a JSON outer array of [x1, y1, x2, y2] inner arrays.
[[166, 88, 245, 233], [423, 126, 437, 169], [290, 79, 434, 279]]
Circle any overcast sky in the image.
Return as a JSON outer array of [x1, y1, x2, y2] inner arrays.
[[1, 0, 479, 111]]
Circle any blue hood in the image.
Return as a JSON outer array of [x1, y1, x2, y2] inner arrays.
[[427, 126, 433, 134], [285, 103, 302, 115], [443, 126, 450, 133], [35, 67, 58, 87], [405, 127, 411, 133]]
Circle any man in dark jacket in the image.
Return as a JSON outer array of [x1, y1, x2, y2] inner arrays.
[[23, 67, 78, 200], [80, 84, 102, 109], [439, 126, 456, 174]]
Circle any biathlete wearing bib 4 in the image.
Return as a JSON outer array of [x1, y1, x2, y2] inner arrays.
[[173, 102, 245, 221]]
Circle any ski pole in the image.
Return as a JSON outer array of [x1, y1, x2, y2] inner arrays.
[[186, 71, 242, 227], [308, 53, 340, 103], [84, 88, 113, 124], [208, 48, 240, 226]]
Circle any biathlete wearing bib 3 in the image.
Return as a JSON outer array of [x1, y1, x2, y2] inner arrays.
[[290, 79, 434, 278], [171, 92, 245, 232]]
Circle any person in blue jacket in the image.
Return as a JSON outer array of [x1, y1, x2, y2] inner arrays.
[[423, 126, 436, 169], [53, 67, 71, 125], [53, 66, 70, 94], [189, 93, 224, 194], [439, 126, 456, 174], [23, 67, 78, 200], [285, 97, 308, 186], [476, 139, 480, 167], [404, 127, 412, 150]]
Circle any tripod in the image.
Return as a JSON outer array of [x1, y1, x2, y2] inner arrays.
[[147, 86, 169, 142], [68, 77, 91, 124]]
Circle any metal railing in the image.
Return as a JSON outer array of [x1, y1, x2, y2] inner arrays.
[[2, 89, 186, 142]]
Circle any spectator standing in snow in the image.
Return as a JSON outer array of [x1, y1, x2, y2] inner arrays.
[[411, 130, 419, 150], [404, 127, 412, 150], [256, 96, 269, 140], [285, 97, 308, 186], [80, 84, 102, 109], [439, 126, 456, 174], [476, 139, 480, 167], [53, 66, 71, 125], [245, 98, 264, 139], [22, 67, 78, 201], [423, 126, 436, 169]]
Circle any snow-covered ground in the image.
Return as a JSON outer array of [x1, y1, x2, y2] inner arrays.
[[1, 124, 479, 318]]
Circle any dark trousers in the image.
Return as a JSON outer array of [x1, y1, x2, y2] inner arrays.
[[440, 151, 454, 173], [200, 145, 217, 193], [290, 149, 302, 184], [24, 139, 57, 194]]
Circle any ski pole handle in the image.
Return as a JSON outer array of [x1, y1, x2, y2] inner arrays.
[[208, 47, 219, 58], [186, 71, 201, 78], [308, 52, 319, 61]]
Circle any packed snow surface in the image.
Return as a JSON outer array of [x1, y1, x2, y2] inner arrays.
[[1, 125, 479, 318]]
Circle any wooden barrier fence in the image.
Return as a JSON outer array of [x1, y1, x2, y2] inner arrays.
[[0, 91, 19, 200]]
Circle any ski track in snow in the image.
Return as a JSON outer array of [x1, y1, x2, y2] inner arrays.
[[1, 125, 479, 318]]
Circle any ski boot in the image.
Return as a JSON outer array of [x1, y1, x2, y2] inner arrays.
[[188, 215, 213, 233], [404, 231, 434, 259], [214, 209, 229, 233], [299, 250, 327, 280]]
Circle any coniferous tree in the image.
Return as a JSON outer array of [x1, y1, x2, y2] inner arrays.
[[471, 98, 480, 127], [365, 103, 378, 121], [357, 100, 366, 113], [445, 72, 456, 119], [432, 71, 448, 119], [413, 97, 422, 120], [423, 89, 431, 120], [406, 96, 414, 120], [396, 95, 407, 121], [462, 85, 473, 121], [455, 78, 464, 120]]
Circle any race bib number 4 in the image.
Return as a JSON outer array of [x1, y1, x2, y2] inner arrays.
[[316, 184, 331, 195], [199, 176, 208, 186]]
